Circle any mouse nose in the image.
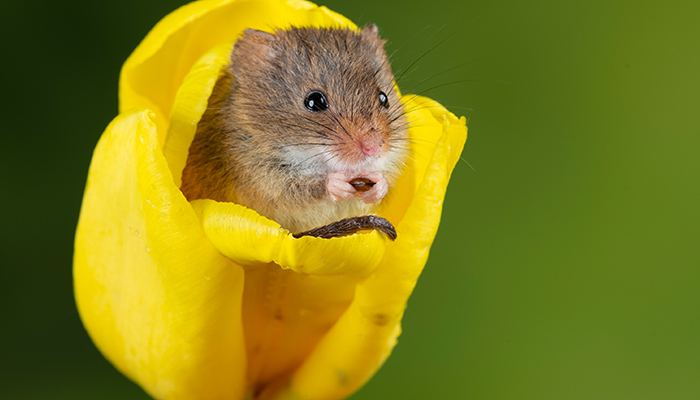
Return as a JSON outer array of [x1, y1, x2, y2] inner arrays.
[[360, 140, 380, 156]]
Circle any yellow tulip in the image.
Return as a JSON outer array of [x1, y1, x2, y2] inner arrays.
[[73, 0, 467, 399]]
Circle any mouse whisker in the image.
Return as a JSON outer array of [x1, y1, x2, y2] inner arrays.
[[278, 143, 334, 149], [393, 16, 481, 88], [393, 25, 446, 85], [405, 103, 474, 115], [383, 25, 434, 72], [395, 65, 422, 86], [325, 109, 353, 141], [271, 121, 336, 139], [396, 94, 435, 111], [393, 142, 432, 158], [275, 112, 344, 140], [386, 101, 406, 114], [392, 137, 434, 149], [259, 105, 338, 134], [457, 156, 476, 171], [387, 109, 421, 125], [318, 151, 345, 170], [398, 94, 432, 107], [395, 122, 433, 131], [395, 136, 435, 144], [277, 141, 338, 149], [403, 52, 499, 95], [284, 115, 336, 135], [408, 78, 501, 100], [387, 112, 409, 127], [294, 148, 337, 167], [441, 105, 475, 112], [394, 99, 463, 123], [391, 110, 429, 124], [386, 103, 411, 121], [400, 154, 417, 167]]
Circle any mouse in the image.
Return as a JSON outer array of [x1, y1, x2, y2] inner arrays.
[[180, 25, 408, 240]]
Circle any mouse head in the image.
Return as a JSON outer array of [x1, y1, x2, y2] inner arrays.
[[227, 26, 408, 176]]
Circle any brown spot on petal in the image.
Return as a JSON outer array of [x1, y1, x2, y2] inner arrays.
[[372, 313, 391, 326], [337, 370, 349, 385]]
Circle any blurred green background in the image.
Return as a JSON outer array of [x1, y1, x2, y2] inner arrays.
[[2, 0, 699, 398]]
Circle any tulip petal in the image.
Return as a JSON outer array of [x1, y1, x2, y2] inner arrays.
[[74, 109, 247, 400], [191, 199, 391, 396], [164, 41, 235, 187], [276, 108, 466, 400], [377, 95, 451, 225], [194, 199, 387, 277]]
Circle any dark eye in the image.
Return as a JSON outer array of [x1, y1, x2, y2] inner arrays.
[[305, 91, 328, 112], [378, 91, 389, 108]]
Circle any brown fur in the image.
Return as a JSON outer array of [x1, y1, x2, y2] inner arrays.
[[180, 26, 408, 233]]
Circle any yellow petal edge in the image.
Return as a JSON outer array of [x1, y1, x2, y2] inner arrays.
[[75, 1, 467, 399], [74, 109, 248, 400]]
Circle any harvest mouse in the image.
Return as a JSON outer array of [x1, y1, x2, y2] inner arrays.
[[180, 25, 408, 240]]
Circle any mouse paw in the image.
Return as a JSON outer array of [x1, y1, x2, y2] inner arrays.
[[327, 171, 358, 202], [327, 171, 388, 203], [357, 172, 388, 204]]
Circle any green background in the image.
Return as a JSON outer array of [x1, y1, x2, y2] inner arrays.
[[2, 0, 699, 398]]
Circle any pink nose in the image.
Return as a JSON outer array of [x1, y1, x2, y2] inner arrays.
[[360, 141, 379, 156]]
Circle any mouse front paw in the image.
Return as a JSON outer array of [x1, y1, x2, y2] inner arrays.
[[327, 171, 358, 202], [355, 172, 388, 204], [327, 171, 388, 203]]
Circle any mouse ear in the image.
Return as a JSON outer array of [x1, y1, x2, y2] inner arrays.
[[231, 29, 279, 68], [360, 24, 386, 53], [361, 24, 380, 38]]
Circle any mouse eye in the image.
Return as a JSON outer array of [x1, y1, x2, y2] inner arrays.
[[378, 91, 389, 108], [305, 91, 328, 112]]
